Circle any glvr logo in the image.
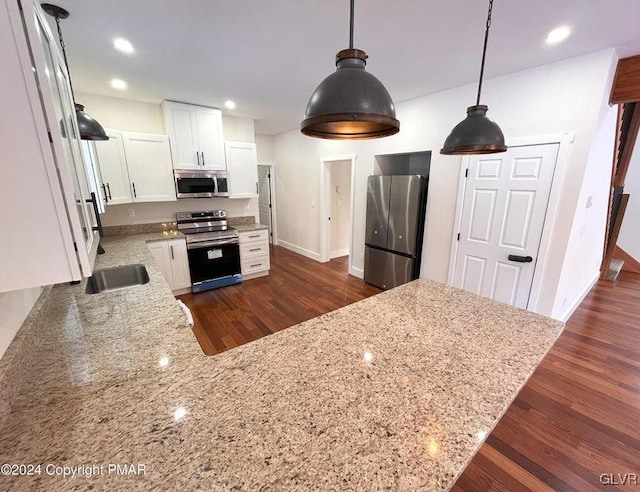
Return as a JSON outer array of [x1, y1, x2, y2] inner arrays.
[[600, 473, 638, 485]]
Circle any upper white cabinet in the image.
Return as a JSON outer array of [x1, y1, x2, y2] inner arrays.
[[94, 130, 176, 204], [94, 129, 132, 205], [225, 141, 258, 199], [123, 132, 176, 202], [162, 101, 225, 170], [0, 0, 99, 293]]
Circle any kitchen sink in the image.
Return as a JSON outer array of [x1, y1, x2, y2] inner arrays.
[[85, 264, 150, 294]]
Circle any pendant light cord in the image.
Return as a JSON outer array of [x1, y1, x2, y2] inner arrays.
[[349, 0, 355, 49], [476, 0, 493, 106], [53, 14, 77, 106]]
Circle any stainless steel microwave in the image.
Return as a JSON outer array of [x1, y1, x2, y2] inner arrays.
[[174, 170, 229, 198]]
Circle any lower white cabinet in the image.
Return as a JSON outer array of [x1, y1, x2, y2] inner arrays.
[[239, 229, 270, 279], [147, 238, 192, 293]]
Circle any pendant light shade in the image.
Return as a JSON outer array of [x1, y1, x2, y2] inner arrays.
[[301, 1, 399, 139], [75, 103, 108, 141], [441, 0, 506, 155], [42, 3, 108, 141], [440, 105, 506, 154]]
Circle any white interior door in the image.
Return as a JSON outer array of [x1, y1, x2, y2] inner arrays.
[[453, 143, 559, 308], [257, 165, 272, 242]]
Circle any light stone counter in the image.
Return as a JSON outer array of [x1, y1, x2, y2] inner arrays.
[[0, 234, 563, 491], [232, 223, 269, 233]]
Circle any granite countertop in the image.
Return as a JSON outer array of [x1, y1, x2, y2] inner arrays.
[[233, 223, 269, 233], [0, 234, 564, 491]]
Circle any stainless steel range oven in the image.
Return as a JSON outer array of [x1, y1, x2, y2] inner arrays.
[[176, 210, 242, 292]]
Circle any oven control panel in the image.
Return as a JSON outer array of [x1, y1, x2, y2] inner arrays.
[[176, 210, 227, 222]]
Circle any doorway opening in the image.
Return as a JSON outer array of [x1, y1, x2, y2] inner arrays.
[[257, 163, 276, 244], [320, 155, 357, 275]]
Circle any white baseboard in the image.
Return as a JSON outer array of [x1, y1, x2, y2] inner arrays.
[[349, 266, 364, 279], [278, 240, 321, 262], [330, 248, 349, 259], [558, 273, 599, 322]]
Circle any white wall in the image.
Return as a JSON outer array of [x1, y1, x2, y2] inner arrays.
[[274, 49, 617, 319], [552, 105, 618, 319], [0, 287, 42, 359], [617, 134, 640, 260], [256, 133, 276, 163], [76, 92, 165, 134], [330, 161, 352, 255], [102, 198, 258, 226]]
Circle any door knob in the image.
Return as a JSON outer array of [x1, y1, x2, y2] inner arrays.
[[508, 255, 533, 263]]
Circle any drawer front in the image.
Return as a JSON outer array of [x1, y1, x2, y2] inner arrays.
[[241, 256, 270, 275], [239, 229, 269, 244], [240, 241, 269, 259]]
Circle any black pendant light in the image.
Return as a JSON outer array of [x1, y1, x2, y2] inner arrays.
[[41, 3, 108, 141], [301, 0, 399, 139], [441, 0, 506, 155]]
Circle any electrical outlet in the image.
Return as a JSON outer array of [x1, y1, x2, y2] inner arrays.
[[128, 209, 135, 217]]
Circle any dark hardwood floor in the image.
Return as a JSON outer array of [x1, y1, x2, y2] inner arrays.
[[181, 248, 640, 490], [178, 245, 381, 355], [452, 271, 640, 491]]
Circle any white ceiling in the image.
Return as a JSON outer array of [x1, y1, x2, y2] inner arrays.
[[47, 0, 640, 135]]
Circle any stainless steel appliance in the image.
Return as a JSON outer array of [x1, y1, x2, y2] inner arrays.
[[364, 175, 428, 290], [174, 170, 229, 198], [176, 210, 242, 292]]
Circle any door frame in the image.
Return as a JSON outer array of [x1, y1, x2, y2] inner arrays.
[[320, 154, 357, 272], [258, 162, 278, 245], [447, 132, 574, 312]]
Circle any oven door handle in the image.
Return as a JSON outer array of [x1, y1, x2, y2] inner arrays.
[[187, 239, 238, 249]]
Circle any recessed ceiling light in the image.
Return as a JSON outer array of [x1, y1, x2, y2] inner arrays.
[[546, 26, 571, 45], [110, 79, 127, 90], [113, 38, 134, 53], [224, 100, 236, 110]]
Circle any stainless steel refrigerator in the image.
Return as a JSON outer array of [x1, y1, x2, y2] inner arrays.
[[364, 175, 428, 290]]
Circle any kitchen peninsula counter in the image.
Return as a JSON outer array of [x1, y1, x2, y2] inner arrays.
[[0, 233, 563, 491]]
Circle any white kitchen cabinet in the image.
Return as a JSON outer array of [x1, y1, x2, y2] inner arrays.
[[79, 141, 106, 214], [147, 238, 191, 293], [225, 141, 259, 199], [239, 229, 270, 279], [0, 0, 99, 293], [94, 130, 175, 204], [162, 101, 225, 170], [94, 129, 132, 205], [123, 132, 176, 202]]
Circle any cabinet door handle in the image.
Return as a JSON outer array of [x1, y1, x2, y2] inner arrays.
[[101, 183, 108, 203], [106, 183, 112, 200], [202, 152, 205, 166], [256, 182, 258, 194], [196, 151, 200, 166], [248, 234, 260, 238], [249, 248, 261, 252], [170, 245, 174, 259], [250, 263, 262, 268], [132, 182, 137, 198]]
